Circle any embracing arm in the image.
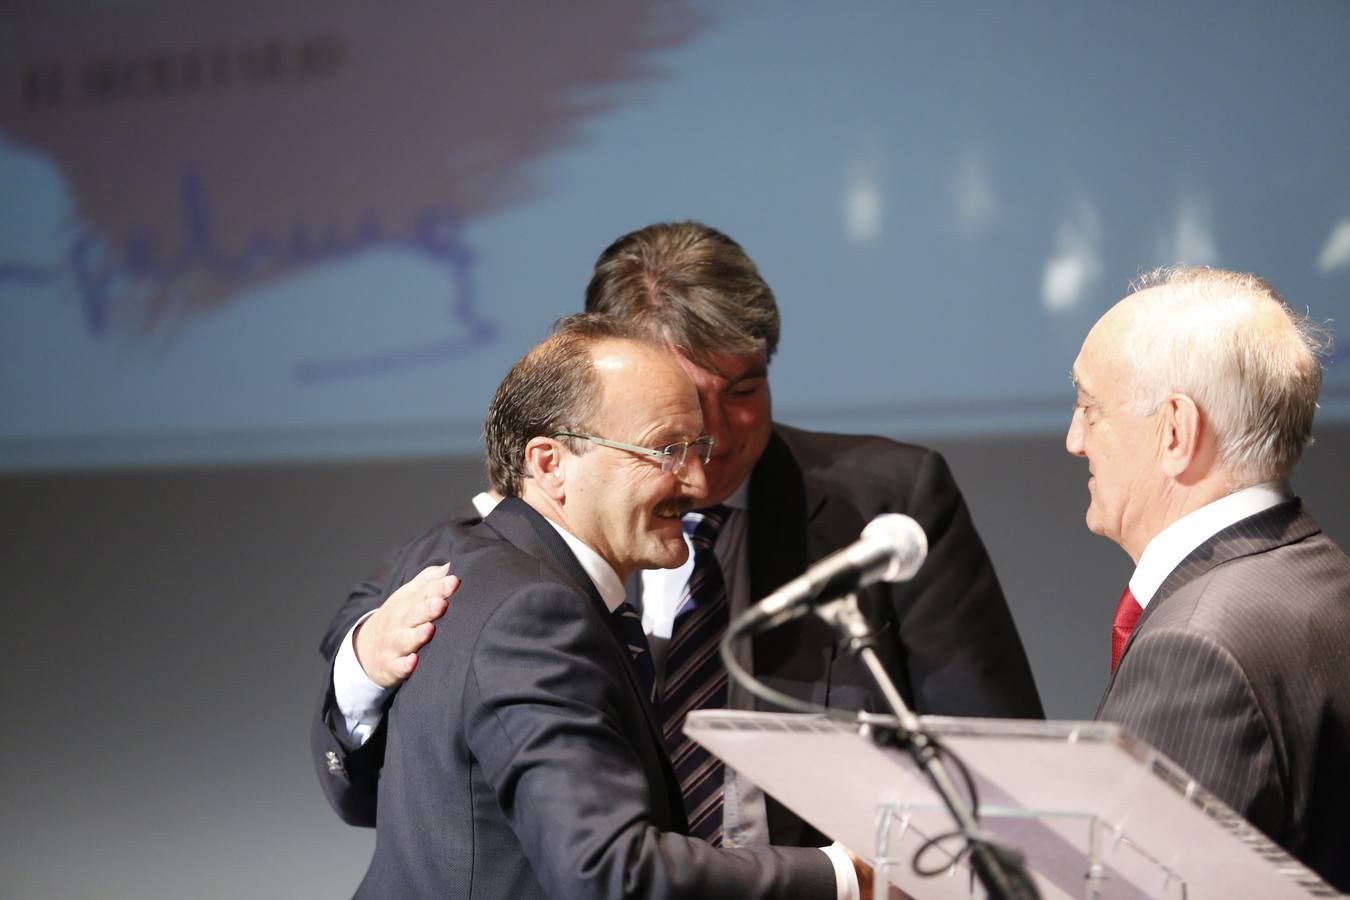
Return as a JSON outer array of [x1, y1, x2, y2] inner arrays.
[[311, 546, 459, 825], [891, 449, 1043, 719]]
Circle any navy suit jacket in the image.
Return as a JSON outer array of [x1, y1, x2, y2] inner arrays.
[[1097, 500, 1350, 892], [313, 424, 1044, 839], [356, 497, 835, 899]]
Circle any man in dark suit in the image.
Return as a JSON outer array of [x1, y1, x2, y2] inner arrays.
[[359, 313, 845, 897], [314, 221, 1043, 842], [1067, 266, 1350, 891]]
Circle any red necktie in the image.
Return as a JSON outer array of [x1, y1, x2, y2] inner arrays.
[[1110, 586, 1143, 673]]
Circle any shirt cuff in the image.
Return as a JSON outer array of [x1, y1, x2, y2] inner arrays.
[[821, 842, 862, 900], [332, 611, 393, 746]]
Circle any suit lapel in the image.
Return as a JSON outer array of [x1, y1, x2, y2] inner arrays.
[[1099, 498, 1316, 707], [747, 428, 814, 605], [745, 427, 850, 847], [747, 427, 842, 684]]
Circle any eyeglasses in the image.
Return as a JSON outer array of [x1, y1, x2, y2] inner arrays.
[[552, 431, 715, 474]]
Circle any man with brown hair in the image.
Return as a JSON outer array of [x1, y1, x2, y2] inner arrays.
[[315, 221, 1043, 850], [357, 313, 847, 897]]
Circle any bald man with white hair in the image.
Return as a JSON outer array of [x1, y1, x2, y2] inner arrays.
[[1066, 266, 1350, 891]]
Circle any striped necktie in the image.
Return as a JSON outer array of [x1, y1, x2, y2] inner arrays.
[[662, 505, 731, 845], [613, 602, 656, 703], [1110, 585, 1143, 673]]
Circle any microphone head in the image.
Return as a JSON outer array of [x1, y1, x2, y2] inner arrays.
[[861, 513, 928, 582]]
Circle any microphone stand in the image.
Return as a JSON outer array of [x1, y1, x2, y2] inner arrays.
[[815, 594, 1041, 900]]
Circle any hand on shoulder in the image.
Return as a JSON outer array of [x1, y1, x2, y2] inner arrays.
[[353, 563, 458, 687]]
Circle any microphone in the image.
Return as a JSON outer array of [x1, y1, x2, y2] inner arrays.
[[739, 513, 927, 634]]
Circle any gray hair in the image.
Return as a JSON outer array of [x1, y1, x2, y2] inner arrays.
[[1124, 266, 1330, 484]]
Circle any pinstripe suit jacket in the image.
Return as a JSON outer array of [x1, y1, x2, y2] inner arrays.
[[1096, 499, 1350, 892]]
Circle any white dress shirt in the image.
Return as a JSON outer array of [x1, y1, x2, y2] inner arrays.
[[1129, 480, 1293, 608]]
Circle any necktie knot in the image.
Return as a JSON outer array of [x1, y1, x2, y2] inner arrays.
[[1110, 585, 1143, 673], [683, 505, 731, 553]]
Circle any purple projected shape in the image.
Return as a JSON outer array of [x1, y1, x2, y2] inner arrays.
[[0, 0, 707, 380]]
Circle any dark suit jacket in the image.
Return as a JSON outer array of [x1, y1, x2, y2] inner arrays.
[[314, 424, 1044, 837], [1096, 499, 1350, 892], [742, 424, 1043, 844], [357, 497, 835, 899]]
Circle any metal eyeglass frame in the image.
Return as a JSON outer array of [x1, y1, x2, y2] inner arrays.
[[551, 431, 715, 474]]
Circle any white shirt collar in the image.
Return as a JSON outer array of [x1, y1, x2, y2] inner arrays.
[[472, 491, 500, 518], [1129, 480, 1292, 608], [541, 518, 627, 613]]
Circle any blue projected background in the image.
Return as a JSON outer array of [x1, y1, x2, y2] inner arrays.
[[2, 0, 1349, 470]]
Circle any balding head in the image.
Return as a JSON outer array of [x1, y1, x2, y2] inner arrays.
[[1067, 266, 1328, 559], [1116, 267, 1326, 484]]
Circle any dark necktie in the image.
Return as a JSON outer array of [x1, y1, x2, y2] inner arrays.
[[661, 505, 731, 845], [612, 602, 656, 703], [1110, 585, 1143, 673]]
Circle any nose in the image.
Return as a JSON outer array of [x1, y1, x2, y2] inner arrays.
[[1066, 406, 1086, 457], [678, 449, 709, 501]]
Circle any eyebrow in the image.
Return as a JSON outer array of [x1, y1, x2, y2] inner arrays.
[[726, 364, 769, 385], [1069, 370, 1097, 402]]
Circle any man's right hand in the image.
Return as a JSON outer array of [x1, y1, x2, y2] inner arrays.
[[352, 563, 459, 688], [849, 847, 912, 900]]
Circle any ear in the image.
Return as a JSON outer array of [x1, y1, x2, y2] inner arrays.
[[1158, 394, 1202, 478], [523, 436, 567, 501]]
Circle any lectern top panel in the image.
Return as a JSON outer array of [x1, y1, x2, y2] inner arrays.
[[686, 711, 1338, 900]]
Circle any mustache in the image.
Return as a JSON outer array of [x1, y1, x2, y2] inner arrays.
[[654, 498, 697, 519]]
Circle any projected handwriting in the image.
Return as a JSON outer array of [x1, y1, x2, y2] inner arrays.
[[1, 167, 495, 382]]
